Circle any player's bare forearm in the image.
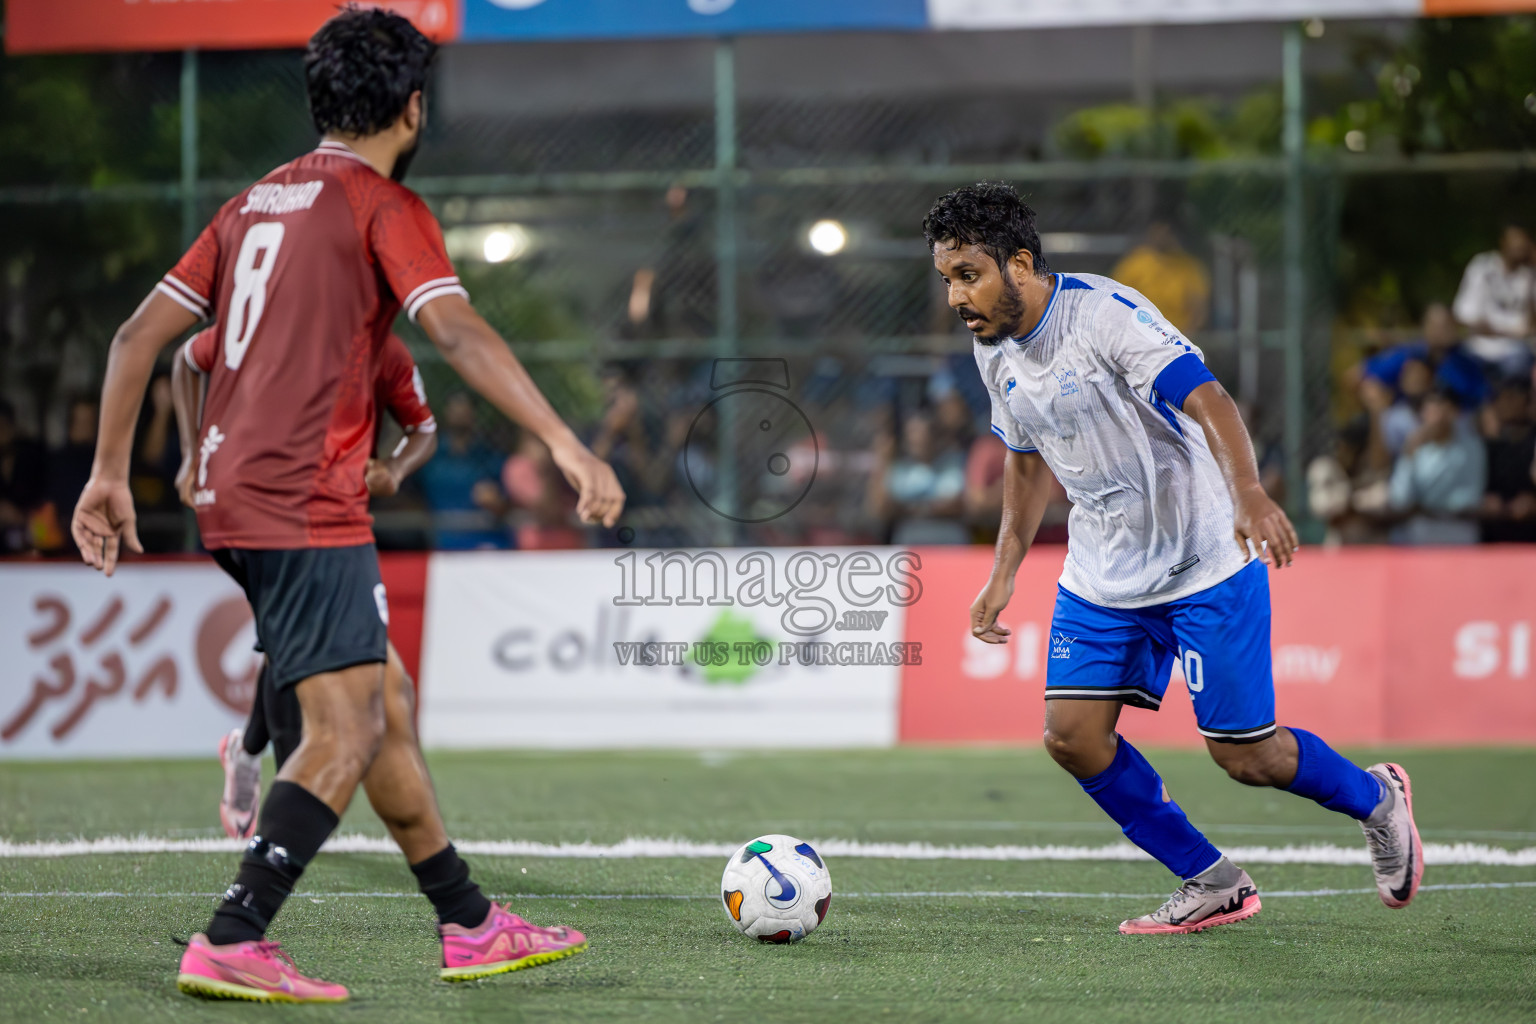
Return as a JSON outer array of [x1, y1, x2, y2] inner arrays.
[[994, 450, 1052, 579], [390, 429, 437, 482], [170, 343, 206, 508], [94, 293, 200, 482], [1183, 380, 1299, 566], [418, 294, 626, 526], [971, 451, 1052, 645], [419, 296, 582, 451], [73, 290, 199, 573]]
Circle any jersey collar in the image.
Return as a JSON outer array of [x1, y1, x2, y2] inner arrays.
[[313, 140, 372, 165], [1012, 273, 1063, 346]]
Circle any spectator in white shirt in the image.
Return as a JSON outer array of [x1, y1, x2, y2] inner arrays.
[[1452, 225, 1535, 376]]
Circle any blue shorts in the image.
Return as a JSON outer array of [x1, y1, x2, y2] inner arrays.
[[1044, 560, 1276, 744]]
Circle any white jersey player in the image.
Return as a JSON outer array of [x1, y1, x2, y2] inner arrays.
[[925, 182, 1421, 936]]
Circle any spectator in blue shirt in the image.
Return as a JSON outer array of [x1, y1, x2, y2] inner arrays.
[[415, 392, 511, 550], [1364, 302, 1489, 411]]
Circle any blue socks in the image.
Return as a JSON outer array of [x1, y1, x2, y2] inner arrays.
[[1078, 736, 1222, 880], [1285, 727, 1385, 820]]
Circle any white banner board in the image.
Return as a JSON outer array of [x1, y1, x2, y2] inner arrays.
[[928, 0, 1419, 28], [0, 563, 256, 759], [419, 549, 915, 749]]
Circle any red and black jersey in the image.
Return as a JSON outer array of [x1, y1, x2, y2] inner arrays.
[[162, 140, 464, 549]]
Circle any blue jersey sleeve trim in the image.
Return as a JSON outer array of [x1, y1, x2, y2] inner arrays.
[[990, 423, 1036, 453], [1017, 274, 1064, 344], [1060, 276, 1094, 291], [1152, 352, 1217, 409], [1111, 292, 1137, 309]]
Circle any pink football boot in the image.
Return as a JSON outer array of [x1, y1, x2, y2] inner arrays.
[[438, 904, 588, 981], [177, 933, 348, 1003]]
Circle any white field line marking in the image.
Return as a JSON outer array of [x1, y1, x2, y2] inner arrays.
[[1, 882, 1534, 900], [3, 834, 1536, 866]]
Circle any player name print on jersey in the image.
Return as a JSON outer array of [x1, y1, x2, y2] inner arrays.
[[239, 181, 325, 216]]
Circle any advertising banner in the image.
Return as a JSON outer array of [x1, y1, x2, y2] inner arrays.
[[898, 546, 1536, 747], [418, 548, 913, 748], [0, 562, 255, 759], [461, 0, 926, 43], [6, 1, 458, 56], [0, 554, 429, 759], [927, 0, 1420, 29]]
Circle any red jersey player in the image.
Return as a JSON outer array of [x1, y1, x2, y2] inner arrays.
[[174, 327, 438, 839], [72, 8, 622, 1002]]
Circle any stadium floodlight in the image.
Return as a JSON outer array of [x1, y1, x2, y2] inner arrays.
[[482, 226, 530, 263], [808, 220, 848, 256]]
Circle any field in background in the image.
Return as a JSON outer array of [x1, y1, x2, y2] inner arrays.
[[2, 747, 1534, 1023]]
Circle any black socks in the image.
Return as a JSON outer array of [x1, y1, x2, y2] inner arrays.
[[410, 844, 493, 929], [240, 664, 270, 757], [206, 781, 339, 946]]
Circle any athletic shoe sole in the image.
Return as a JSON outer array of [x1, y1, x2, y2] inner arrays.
[[1377, 762, 1423, 909], [176, 973, 347, 1003], [1118, 894, 1262, 935], [439, 940, 589, 982]]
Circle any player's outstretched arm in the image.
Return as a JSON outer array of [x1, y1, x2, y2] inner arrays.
[[1182, 379, 1299, 568], [74, 291, 200, 574], [417, 294, 625, 527], [972, 450, 1053, 645]]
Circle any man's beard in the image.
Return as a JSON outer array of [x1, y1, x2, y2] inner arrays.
[[971, 272, 1029, 346], [391, 137, 421, 182]]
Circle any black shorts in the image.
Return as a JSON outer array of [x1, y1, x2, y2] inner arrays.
[[212, 543, 389, 690]]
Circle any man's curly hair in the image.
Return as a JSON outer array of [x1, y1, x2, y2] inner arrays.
[[305, 6, 436, 137], [923, 182, 1051, 277]]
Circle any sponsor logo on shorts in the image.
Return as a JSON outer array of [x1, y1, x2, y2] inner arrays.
[[373, 583, 390, 627], [1050, 632, 1077, 659]]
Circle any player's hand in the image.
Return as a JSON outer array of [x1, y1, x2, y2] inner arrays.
[[71, 477, 142, 577], [174, 457, 196, 509], [970, 575, 1015, 645], [551, 440, 626, 527], [365, 458, 401, 498], [1233, 484, 1299, 568]]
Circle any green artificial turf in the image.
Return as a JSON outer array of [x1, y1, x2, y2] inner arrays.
[[2, 747, 1534, 1023]]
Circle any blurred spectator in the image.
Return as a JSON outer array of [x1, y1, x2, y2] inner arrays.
[[1361, 358, 1433, 462], [501, 434, 584, 550], [1452, 225, 1535, 377], [1111, 222, 1210, 334], [1308, 417, 1390, 546], [0, 399, 47, 553], [868, 412, 967, 545], [414, 393, 510, 550], [964, 432, 1007, 534], [1387, 389, 1486, 545], [40, 396, 99, 552], [1479, 380, 1536, 543], [1363, 302, 1488, 411]]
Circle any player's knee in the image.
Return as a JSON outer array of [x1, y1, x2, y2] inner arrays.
[[1210, 743, 1284, 787], [1043, 726, 1104, 773]]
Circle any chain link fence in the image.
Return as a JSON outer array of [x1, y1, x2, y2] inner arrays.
[[1, 40, 1515, 554]]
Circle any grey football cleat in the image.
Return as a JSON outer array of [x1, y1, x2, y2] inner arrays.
[[218, 728, 261, 840], [1119, 858, 1261, 935], [1361, 762, 1423, 908]]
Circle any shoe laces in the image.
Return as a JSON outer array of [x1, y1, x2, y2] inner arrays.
[[1362, 818, 1403, 866], [1153, 881, 1204, 921], [253, 941, 297, 971]]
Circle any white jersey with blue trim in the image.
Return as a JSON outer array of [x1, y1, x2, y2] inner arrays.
[[975, 272, 1247, 608]]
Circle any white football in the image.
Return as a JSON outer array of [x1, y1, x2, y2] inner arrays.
[[720, 834, 832, 942]]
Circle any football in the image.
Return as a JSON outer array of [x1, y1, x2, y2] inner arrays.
[[720, 834, 832, 943]]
